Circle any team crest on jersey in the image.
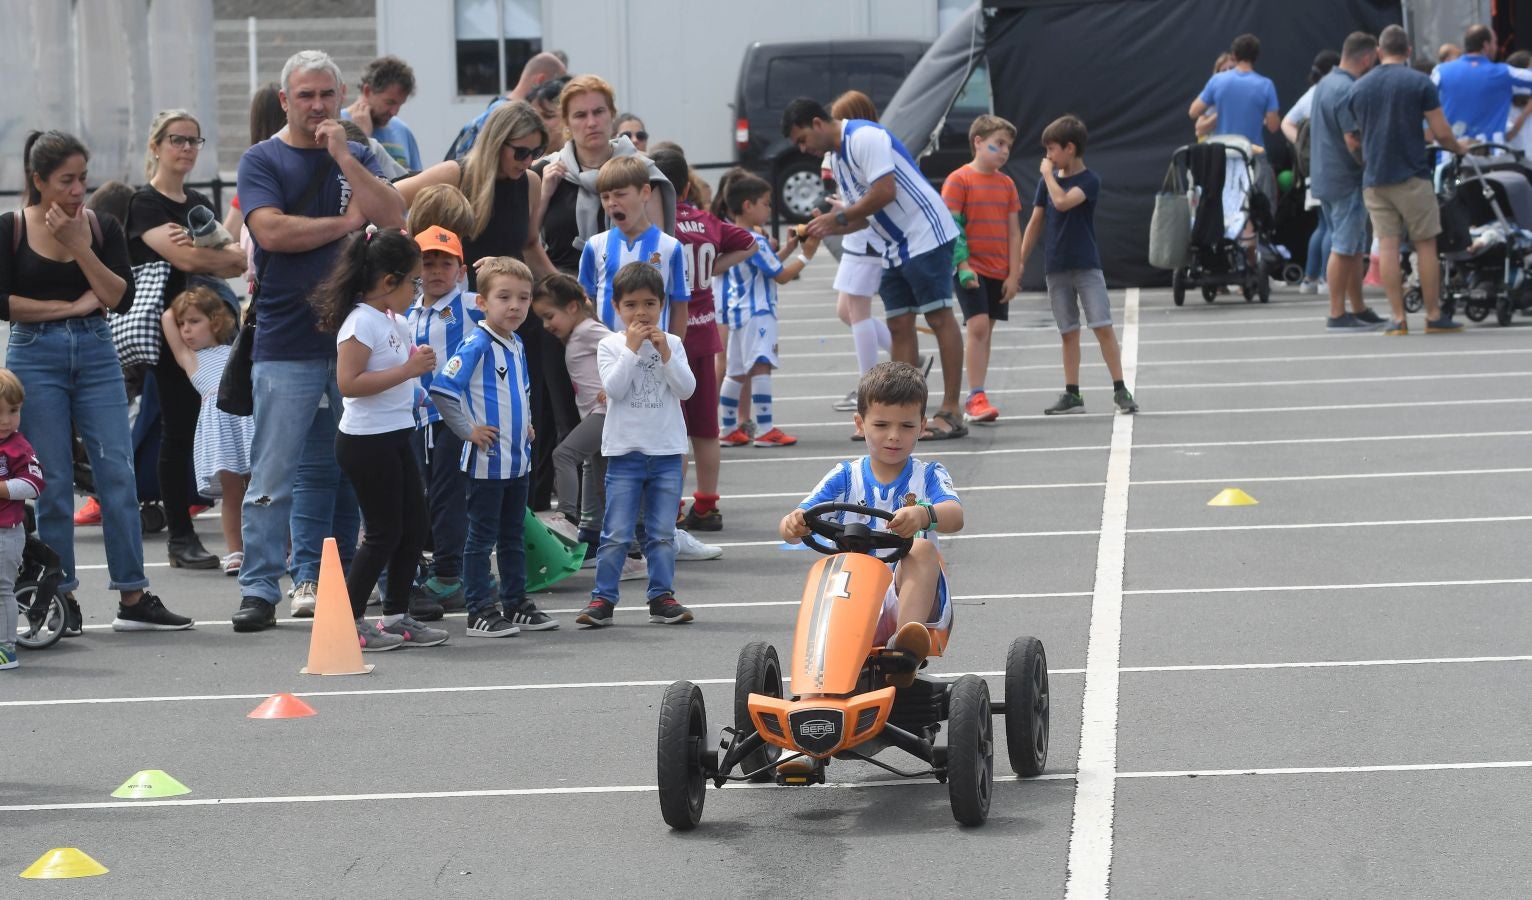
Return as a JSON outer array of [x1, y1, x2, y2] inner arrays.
[[443, 356, 463, 377], [649, 251, 662, 267], [438, 306, 454, 322]]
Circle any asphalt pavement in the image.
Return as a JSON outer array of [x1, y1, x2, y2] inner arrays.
[[3, 270, 1530, 899]]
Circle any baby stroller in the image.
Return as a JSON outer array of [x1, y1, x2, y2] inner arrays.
[[1424, 146, 1532, 326], [15, 505, 67, 650], [1168, 136, 1285, 305]]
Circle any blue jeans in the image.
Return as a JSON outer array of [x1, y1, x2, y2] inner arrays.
[[463, 474, 528, 614], [420, 421, 469, 579], [8, 317, 147, 593], [239, 358, 357, 604], [593, 452, 682, 605], [1305, 206, 1333, 280]]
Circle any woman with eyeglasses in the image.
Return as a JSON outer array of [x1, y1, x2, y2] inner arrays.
[[126, 110, 248, 573], [614, 113, 648, 153]]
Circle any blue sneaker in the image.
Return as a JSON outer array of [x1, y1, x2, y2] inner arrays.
[[0, 642, 17, 670]]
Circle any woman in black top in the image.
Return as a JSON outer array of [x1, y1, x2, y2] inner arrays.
[[0, 130, 193, 631], [128, 110, 248, 570]]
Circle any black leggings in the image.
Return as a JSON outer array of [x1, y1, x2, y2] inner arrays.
[[156, 341, 202, 537], [334, 428, 427, 618]]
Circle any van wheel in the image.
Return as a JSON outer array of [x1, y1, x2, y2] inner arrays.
[[657, 681, 708, 830], [946, 674, 993, 826], [776, 160, 826, 223], [734, 642, 782, 781]]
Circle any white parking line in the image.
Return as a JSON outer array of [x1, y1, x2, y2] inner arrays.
[[1114, 760, 1532, 780], [1066, 288, 1138, 900]]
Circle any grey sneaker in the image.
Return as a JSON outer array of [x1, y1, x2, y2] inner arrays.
[[1113, 388, 1139, 414], [674, 528, 723, 561], [380, 614, 450, 648], [832, 389, 859, 412], [356, 619, 404, 651], [290, 581, 318, 618], [1043, 392, 1085, 415]]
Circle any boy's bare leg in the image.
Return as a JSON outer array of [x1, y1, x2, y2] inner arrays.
[[965, 312, 992, 392], [220, 473, 245, 553], [691, 438, 720, 498], [892, 538, 939, 629], [1061, 329, 1083, 385], [1092, 324, 1125, 382], [715, 323, 729, 388]]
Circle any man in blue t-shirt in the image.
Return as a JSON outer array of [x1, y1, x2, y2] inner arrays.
[[1432, 24, 1532, 144], [1188, 34, 1280, 148], [342, 55, 423, 172], [231, 49, 407, 633], [1343, 26, 1469, 336]]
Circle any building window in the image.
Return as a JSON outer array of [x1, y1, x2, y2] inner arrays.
[[455, 0, 543, 97]]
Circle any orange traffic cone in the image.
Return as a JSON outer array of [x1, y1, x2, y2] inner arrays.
[[248, 692, 318, 719], [300, 538, 374, 676]]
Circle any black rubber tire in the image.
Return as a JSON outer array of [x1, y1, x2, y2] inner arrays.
[[1242, 278, 1255, 302], [1171, 269, 1186, 306], [946, 674, 993, 826], [657, 680, 708, 830], [1281, 262, 1304, 285], [1201, 285, 1218, 303], [734, 642, 782, 782], [1005, 637, 1050, 777], [1403, 288, 1424, 313], [139, 503, 167, 535], [1465, 303, 1490, 322], [14, 579, 65, 650], [1258, 275, 1271, 304], [1496, 296, 1514, 327]]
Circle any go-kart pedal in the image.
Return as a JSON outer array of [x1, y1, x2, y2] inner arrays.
[[881, 622, 932, 688], [774, 757, 825, 786]]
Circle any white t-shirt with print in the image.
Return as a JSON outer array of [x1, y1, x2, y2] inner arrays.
[[338, 303, 417, 435]]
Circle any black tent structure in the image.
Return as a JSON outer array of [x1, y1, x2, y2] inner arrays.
[[883, 0, 1404, 288]]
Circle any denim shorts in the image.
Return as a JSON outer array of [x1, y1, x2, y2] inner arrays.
[[878, 239, 956, 317], [1045, 269, 1112, 334], [1321, 189, 1370, 256]]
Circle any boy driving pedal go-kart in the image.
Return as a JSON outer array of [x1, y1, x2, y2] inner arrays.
[[653, 362, 1050, 830]]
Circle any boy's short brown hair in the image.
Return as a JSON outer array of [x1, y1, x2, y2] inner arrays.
[[0, 367, 25, 407], [612, 260, 664, 303], [857, 361, 928, 416], [969, 114, 1017, 145], [408, 184, 474, 240], [595, 156, 650, 194], [1041, 115, 1088, 156], [476, 256, 534, 296]]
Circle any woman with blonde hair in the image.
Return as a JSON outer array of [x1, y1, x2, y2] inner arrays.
[[126, 109, 248, 569]]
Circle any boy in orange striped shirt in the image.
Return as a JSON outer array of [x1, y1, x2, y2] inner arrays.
[[941, 115, 1023, 423]]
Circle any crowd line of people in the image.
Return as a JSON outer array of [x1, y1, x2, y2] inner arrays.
[[1, 39, 1183, 669]]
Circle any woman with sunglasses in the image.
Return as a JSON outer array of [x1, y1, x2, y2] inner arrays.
[[126, 110, 248, 571], [614, 113, 648, 153]]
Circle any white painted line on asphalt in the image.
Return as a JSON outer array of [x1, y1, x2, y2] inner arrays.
[[1120, 655, 1532, 673], [1066, 287, 1138, 900], [1126, 577, 1532, 596], [1114, 760, 1532, 780]]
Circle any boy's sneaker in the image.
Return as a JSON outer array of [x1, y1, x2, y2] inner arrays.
[[1043, 392, 1085, 415], [964, 391, 999, 424], [680, 506, 722, 532], [675, 528, 723, 561], [407, 593, 445, 622], [1113, 388, 1139, 414], [412, 576, 466, 613], [580, 542, 597, 569], [0, 642, 17, 670], [1425, 315, 1465, 333], [62, 593, 82, 637], [719, 427, 752, 447], [832, 390, 859, 412], [648, 595, 694, 624], [1327, 313, 1385, 332], [112, 593, 194, 632], [1384, 320, 1409, 336], [466, 608, 520, 638], [507, 600, 559, 631], [1354, 307, 1386, 324], [231, 597, 276, 632], [620, 556, 648, 581], [753, 427, 797, 447], [290, 581, 318, 618], [380, 614, 450, 647], [577, 598, 616, 627], [356, 619, 404, 651]]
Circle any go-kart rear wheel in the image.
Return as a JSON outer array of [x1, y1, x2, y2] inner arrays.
[[15, 578, 65, 650], [1403, 288, 1424, 313], [1171, 269, 1186, 306], [734, 641, 783, 781], [1005, 637, 1050, 776], [657, 680, 709, 830], [946, 674, 993, 826]]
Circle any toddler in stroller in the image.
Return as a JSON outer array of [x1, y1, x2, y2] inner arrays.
[[1430, 146, 1532, 326]]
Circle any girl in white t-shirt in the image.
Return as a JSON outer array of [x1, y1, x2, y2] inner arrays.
[[318, 227, 446, 651]]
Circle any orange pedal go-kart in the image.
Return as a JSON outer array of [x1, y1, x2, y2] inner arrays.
[[656, 502, 1049, 829]]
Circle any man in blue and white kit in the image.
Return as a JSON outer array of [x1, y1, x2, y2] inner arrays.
[[1433, 24, 1532, 144], [786, 99, 968, 440]]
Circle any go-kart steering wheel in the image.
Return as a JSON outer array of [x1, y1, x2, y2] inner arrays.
[[800, 502, 915, 563]]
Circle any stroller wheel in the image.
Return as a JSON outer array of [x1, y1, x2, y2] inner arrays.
[[1403, 288, 1424, 313], [1258, 276, 1271, 303], [1172, 268, 1187, 306], [15, 578, 66, 650], [1281, 263, 1304, 285], [140, 503, 168, 535], [1465, 303, 1490, 322], [1497, 296, 1514, 326], [1201, 286, 1218, 303]]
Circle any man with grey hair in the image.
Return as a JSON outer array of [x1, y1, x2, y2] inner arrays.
[[231, 50, 408, 632]]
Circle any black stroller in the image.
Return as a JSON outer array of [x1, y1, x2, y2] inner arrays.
[[1421, 145, 1532, 326], [15, 505, 67, 650], [1168, 137, 1284, 305]]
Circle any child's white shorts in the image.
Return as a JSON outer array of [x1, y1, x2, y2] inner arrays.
[[873, 566, 952, 646], [725, 313, 779, 376], [833, 250, 884, 297]]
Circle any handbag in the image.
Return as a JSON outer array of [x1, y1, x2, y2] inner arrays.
[[112, 259, 170, 367], [1148, 163, 1192, 271], [215, 160, 335, 417]]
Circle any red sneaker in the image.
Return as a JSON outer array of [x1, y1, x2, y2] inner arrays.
[[74, 497, 102, 526], [719, 427, 752, 447], [189, 504, 213, 518], [752, 427, 798, 447], [964, 391, 999, 424]]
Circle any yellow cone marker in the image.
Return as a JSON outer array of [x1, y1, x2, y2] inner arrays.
[[111, 769, 191, 799], [19, 848, 108, 879], [1207, 488, 1258, 506]]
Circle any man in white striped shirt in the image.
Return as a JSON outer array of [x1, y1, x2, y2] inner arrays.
[[787, 99, 968, 440]]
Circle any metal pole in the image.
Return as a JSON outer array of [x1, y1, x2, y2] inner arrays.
[[247, 16, 258, 95]]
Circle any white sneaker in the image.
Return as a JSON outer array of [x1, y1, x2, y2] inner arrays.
[[542, 514, 582, 544], [290, 581, 317, 618], [1298, 280, 1318, 295], [674, 528, 723, 561], [620, 556, 648, 581], [832, 389, 858, 412]]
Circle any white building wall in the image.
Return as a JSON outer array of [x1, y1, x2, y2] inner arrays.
[[378, 0, 938, 167]]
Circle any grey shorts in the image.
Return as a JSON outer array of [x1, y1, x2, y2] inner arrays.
[[1045, 269, 1112, 334]]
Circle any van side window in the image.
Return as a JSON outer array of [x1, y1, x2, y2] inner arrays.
[[767, 56, 831, 108], [839, 55, 907, 109]]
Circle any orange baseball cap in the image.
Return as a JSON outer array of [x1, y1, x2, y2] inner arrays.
[[415, 225, 464, 261]]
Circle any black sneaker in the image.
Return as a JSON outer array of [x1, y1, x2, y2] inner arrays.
[[1113, 388, 1139, 414], [1043, 392, 1085, 415], [407, 593, 445, 622], [62, 592, 83, 637], [231, 596, 277, 632], [112, 592, 194, 632], [507, 600, 560, 631], [576, 598, 616, 627], [1354, 307, 1387, 325], [648, 595, 694, 625], [466, 608, 520, 638], [680, 506, 723, 532]]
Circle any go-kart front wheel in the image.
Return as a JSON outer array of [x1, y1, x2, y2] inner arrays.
[[657, 680, 709, 830], [946, 674, 993, 826], [1005, 636, 1050, 776], [734, 641, 782, 782]]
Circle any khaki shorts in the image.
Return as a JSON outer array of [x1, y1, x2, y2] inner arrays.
[[1363, 177, 1440, 242]]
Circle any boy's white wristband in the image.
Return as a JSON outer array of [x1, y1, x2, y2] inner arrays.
[[795, 253, 811, 266]]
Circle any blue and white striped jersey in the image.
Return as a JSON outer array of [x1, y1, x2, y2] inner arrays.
[[721, 232, 783, 328], [831, 119, 960, 265], [429, 322, 531, 480], [408, 287, 483, 426], [578, 224, 690, 332], [798, 455, 960, 553]]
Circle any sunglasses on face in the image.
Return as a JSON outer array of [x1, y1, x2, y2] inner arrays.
[[505, 142, 546, 161], [165, 135, 207, 148], [621, 130, 649, 142]]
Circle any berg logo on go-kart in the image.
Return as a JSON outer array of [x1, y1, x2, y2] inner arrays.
[[799, 719, 837, 740]]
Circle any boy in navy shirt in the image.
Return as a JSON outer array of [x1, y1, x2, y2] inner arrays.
[[1018, 115, 1137, 416]]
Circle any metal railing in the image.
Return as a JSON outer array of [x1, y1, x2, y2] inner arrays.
[[0, 178, 233, 214]]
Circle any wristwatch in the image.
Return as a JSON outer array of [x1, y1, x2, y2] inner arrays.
[[834, 211, 848, 228]]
